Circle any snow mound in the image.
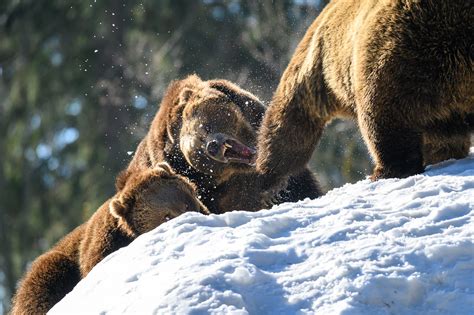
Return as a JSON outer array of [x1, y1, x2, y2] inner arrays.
[[50, 152, 474, 315]]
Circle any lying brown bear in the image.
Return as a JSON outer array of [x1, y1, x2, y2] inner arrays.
[[124, 75, 322, 213], [253, 0, 473, 196], [11, 163, 208, 315]]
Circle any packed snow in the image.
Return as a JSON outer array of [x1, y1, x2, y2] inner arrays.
[[50, 151, 474, 314]]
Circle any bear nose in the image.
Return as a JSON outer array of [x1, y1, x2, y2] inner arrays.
[[205, 133, 228, 162], [206, 139, 221, 157]]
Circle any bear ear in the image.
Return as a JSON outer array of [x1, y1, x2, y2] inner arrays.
[[155, 162, 174, 175], [207, 80, 266, 128], [109, 197, 129, 219], [178, 88, 194, 104]]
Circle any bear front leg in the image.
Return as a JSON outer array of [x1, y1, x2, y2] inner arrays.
[[358, 110, 424, 180], [276, 169, 323, 203], [256, 92, 326, 191]]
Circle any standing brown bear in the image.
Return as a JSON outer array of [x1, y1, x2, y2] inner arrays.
[[124, 75, 321, 213], [253, 0, 473, 197], [11, 163, 208, 315]]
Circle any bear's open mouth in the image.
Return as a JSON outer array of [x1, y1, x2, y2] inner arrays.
[[223, 138, 256, 164], [205, 134, 256, 165]]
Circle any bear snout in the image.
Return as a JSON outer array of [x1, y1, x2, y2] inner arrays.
[[205, 133, 256, 165]]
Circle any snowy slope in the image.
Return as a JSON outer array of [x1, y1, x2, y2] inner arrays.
[[50, 151, 474, 315]]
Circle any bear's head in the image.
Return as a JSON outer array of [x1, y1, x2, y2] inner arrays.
[[162, 75, 266, 181], [110, 162, 209, 235]]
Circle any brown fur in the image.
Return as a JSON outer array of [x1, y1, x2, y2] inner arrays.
[[124, 75, 322, 213], [10, 163, 208, 315], [255, 0, 473, 192], [126, 75, 265, 181]]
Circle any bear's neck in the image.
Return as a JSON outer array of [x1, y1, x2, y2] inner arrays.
[[164, 148, 223, 212], [165, 148, 217, 188]]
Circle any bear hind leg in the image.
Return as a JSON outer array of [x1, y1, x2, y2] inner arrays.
[[358, 110, 425, 180]]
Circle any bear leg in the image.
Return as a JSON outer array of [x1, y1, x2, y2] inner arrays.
[[257, 94, 326, 189], [423, 133, 470, 166], [422, 115, 471, 166], [277, 169, 323, 203], [358, 110, 424, 180]]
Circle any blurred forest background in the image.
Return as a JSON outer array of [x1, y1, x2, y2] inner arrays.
[[0, 0, 372, 311]]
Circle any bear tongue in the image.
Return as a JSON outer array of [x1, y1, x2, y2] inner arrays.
[[224, 139, 256, 164]]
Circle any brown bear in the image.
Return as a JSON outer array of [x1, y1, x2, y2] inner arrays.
[[251, 0, 473, 197], [10, 163, 208, 315], [123, 74, 322, 213]]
